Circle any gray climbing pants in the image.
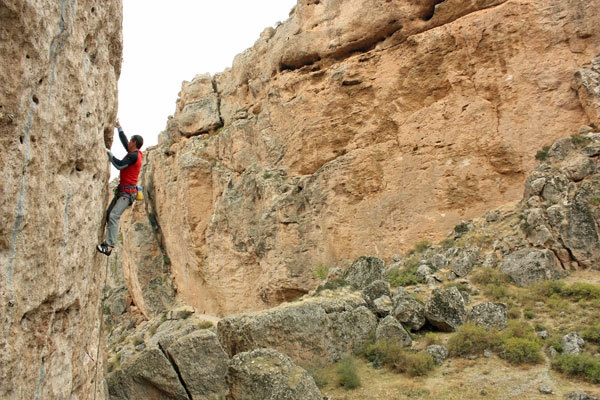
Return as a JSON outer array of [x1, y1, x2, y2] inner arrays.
[[105, 192, 135, 247]]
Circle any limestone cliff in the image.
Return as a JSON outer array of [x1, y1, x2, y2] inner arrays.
[[0, 1, 122, 398], [126, 0, 600, 317]]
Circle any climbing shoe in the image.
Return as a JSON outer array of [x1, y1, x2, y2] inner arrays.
[[96, 243, 112, 256]]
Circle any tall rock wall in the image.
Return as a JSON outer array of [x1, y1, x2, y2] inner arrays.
[[127, 0, 600, 317], [0, 1, 122, 398]]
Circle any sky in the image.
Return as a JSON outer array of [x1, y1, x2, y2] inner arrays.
[[112, 0, 297, 163]]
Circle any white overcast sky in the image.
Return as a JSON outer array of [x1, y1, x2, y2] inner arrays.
[[114, 0, 297, 159]]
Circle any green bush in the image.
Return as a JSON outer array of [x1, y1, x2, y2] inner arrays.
[[197, 321, 213, 329], [308, 368, 329, 389], [524, 310, 535, 319], [571, 134, 592, 147], [454, 222, 470, 236], [547, 336, 564, 353], [470, 268, 511, 286], [363, 339, 434, 376], [447, 323, 500, 357], [363, 339, 405, 369], [313, 264, 329, 280], [565, 282, 600, 301], [502, 320, 536, 340], [535, 145, 550, 161], [499, 337, 543, 365], [315, 278, 348, 293], [410, 240, 431, 255], [337, 357, 361, 390], [581, 324, 600, 344], [387, 265, 421, 287], [553, 353, 600, 383], [402, 352, 435, 377], [536, 280, 600, 302]]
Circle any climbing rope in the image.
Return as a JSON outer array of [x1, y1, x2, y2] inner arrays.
[[93, 248, 111, 400]]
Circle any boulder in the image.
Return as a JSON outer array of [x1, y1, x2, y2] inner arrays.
[[106, 348, 190, 400], [106, 314, 225, 400], [562, 332, 585, 355], [363, 279, 393, 316], [227, 348, 322, 400], [425, 344, 449, 366], [567, 391, 599, 400], [392, 297, 426, 332], [362, 279, 391, 306], [500, 248, 565, 286], [164, 330, 229, 400], [217, 291, 378, 367], [372, 295, 394, 317], [342, 256, 386, 289], [424, 287, 467, 332], [449, 247, 480, 278], [375, 316, 412, 347], [468, 302, 508, 330]]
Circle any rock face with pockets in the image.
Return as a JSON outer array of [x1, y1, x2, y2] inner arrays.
[[0, 1, 122, 398]]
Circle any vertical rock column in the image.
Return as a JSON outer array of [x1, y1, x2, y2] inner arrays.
[[0, 1, 122, 399]]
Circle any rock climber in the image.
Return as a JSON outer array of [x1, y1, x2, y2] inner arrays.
[[96, 119, 143, 256]]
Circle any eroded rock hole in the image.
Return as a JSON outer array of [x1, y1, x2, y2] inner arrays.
[[423, 0, 446, 21]]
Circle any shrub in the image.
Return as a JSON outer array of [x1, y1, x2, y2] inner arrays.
[[502, 320, 536, 340], [581, 324, 600, 344], [470, 268, 511, 286], [565, 282, 600, 301], [362, 339, 405, 369], [308, 368, 329, 389], [552, 353, 600, 383], [313, 264, 329, 280], [197, 321, 213, 329], [547, 336, 564, 353], [440, 237, 455, 249], [590, 196, 600, 206], [363, 339, 435, 376], [499, 337, 543, 365], [454, 222, 470, 236], [447, 323, 500, 357], [423, 332, 441, 346], [402, 352, 435, 377], [571, 134, 592, 147], [387, 264, 421, 287], [315, 278, 348, 293], [524, 310, 535, 320], [410, 240, 431, 255], [535, 145, 551, 161], [536, 281, 600, 303], [337, 357, 361, 390]]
